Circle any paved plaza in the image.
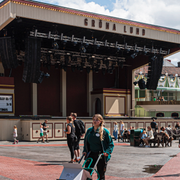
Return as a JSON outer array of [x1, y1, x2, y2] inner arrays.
[[0, 140, 180, 180]]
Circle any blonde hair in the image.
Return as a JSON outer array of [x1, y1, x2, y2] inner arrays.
[[93, 114, 104, 141], [120, 120, 124, 124], [66, 116, 73, 122], [14, 125, 17, 129], [114, 121, 117, 125], [67, 116, 74, 128]]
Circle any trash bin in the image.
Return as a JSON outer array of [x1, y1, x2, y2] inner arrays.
[[130, 129, 143, 146]]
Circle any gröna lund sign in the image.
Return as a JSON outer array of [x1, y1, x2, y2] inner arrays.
[[84, 18, 145, 36]]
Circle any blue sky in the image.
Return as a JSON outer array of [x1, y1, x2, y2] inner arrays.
[[1, 0, 180, 66], [86, 0, 115, 11]]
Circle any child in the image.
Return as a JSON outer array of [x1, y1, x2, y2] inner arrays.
[[37, 124, 45, 143], [13, 125, 18, 144], [113, 121, 118, 140], [139, 130, 147, 147]]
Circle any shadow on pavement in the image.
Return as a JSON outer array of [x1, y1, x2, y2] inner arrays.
[[154, 173, 180, 178], [35, 161, 69, 166], [46, 161, 68, 163]]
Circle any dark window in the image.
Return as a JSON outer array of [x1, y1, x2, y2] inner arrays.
[[142, 29, 145, 36], [136, 28, 139, 35], [156, 112, 164, 117], [139, 90, 145, 98], [171, 112, 179, 118], [130, 27, 133, 33]]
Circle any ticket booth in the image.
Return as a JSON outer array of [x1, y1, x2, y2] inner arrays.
[[91, 88, 131, 117]]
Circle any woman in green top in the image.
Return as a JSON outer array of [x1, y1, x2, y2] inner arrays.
[[83, 114, 114, 180]]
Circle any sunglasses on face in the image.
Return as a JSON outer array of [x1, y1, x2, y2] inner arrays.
[[93, 119, 100, 122]]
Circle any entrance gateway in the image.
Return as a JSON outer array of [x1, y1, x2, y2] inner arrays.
[[0, 0, 180, 141]]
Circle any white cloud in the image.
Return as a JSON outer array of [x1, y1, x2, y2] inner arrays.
[[111, 0, 180, 29], [40, 0, 180, 30], [41, 0, 112, 15]]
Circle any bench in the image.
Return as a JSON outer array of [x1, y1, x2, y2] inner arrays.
[[118, 132, 130, 142], [168, 129, 180, 140], [122, 131, 130, 142]]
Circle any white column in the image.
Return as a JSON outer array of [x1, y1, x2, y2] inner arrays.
[[87, 71, 93, 116], [61, 69, 66, 117], [32, 83, 37, 115]]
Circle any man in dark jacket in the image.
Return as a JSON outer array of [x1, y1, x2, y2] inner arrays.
[[151, 118, 157, 132], [71, 113, 82, 162]]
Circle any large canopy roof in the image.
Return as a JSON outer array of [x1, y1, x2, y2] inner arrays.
[[0, 0, 180, 68]]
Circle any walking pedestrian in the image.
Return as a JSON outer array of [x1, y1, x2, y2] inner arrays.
[[65, 116, 76, 163], [120, 120, 124, 139], [37, 124, 45, 143], [13, 125, 18, 144], [83, 114, 114, 180], [71, 112, 84, 162], [113, 121, 118, 140], [42, 119, 49, 143]]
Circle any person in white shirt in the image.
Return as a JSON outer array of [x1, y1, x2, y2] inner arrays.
[[37, 124, 45, 143], [143, 126, 154, 148], [13, 125, 18, 144], [120, 120, 124, 139], [113, 122, 118, 140], [166, 125, 172, 131]]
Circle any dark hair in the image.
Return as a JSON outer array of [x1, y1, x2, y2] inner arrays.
[[71, 113, 77, 118]]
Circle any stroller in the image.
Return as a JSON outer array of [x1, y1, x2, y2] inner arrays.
[[59, 152, 102, 180]]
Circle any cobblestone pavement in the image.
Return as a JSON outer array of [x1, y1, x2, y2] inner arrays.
[[0, 140, 180, 179]]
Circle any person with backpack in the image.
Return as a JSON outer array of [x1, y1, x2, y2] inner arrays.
[[71, 112, 85, 162]]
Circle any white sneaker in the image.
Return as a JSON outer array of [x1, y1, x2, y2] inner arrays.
[[145, 145, 150, 148], [139, 144, 143, 147]]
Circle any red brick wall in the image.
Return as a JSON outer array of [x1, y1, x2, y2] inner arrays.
[[93, 69, 115, 90], [37, 66, 61, 116], [93, 67, 132, 90], [5, 65, 32, 115], [66, 67, 88, 116], [0, 77, 14, 85]]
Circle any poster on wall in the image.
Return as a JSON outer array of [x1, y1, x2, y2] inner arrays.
[[0, 95, 13, 112]]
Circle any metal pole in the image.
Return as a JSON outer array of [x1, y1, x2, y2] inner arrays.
[[93, 154, 102, 169]]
